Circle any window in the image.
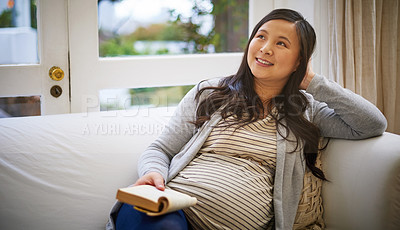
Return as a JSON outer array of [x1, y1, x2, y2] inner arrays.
[[97, 0, 248, 111], [98, 0, 248, 57]]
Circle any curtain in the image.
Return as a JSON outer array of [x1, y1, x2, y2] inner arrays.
[[328, 0, 400, 135]]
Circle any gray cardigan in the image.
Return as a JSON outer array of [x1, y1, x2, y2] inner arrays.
[[107, 74, 387, 230]]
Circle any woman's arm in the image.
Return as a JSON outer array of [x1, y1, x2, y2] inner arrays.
[[304, 73, 387, 139], [137, 78, 217, 182]]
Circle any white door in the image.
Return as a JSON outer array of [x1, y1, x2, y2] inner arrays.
[[0, 0, 70, 115]]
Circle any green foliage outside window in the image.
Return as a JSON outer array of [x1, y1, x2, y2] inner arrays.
[[0, 0, 37, 28], [0, 8, 12, 28]]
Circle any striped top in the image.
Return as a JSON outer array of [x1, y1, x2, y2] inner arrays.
[[167, 115, 277, 229]]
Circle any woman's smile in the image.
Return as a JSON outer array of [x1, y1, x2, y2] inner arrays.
[[255, 57, 274, 66]]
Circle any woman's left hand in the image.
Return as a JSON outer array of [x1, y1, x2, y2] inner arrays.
[[299, 61, 316, 90]]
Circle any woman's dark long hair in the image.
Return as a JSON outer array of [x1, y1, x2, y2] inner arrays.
[[194, 9, 326, 180]]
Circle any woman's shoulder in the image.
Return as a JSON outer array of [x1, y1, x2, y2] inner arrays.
[[300, 89, 316, 105], [182, 76, 226, 102], [196, 76, 224, 88]]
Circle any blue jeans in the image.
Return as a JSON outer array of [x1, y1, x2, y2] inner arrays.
[[116, 203, 190, 230]]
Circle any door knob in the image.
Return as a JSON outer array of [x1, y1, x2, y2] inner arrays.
[[49, 66, 64, 81]]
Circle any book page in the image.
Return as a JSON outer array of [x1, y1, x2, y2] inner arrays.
[[147, 189, 197, 216]]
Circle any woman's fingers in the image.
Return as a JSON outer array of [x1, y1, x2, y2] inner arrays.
[[133, 172, 165, 191]]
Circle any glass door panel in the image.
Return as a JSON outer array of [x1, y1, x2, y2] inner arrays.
[[0, 0, 38, 65], [0, 95, 40, 117]]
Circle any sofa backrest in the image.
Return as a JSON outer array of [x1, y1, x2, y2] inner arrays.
[[0, 108, 172, 230], [1, 107, 399, 230]]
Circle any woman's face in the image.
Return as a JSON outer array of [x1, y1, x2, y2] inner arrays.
[[247, 19, 301, 86]]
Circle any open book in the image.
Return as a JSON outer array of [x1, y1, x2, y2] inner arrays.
[[116, 185, 197, 216]]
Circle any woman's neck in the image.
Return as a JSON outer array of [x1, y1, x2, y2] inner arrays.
[[253, 79, 285, 118], [253, 79, 285, 103]]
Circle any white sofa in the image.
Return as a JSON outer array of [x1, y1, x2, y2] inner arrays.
[[0, 107, 399, 230]]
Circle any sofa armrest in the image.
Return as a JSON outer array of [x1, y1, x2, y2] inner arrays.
[[322, 132, 400, 230]]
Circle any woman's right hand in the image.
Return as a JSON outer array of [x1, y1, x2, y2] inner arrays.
[[132, 172, 165, 191]]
